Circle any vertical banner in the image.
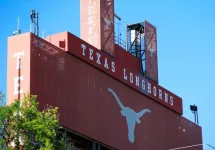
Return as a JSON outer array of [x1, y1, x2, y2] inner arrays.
[[100, 0, 115, 56], [80, 0, 101, 50], [144, 20, 158, 83], [7, 33, 31, 105], [80, 0, 115, 56]]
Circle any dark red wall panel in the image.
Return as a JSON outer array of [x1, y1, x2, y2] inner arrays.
[[43, 32, 182, 114], [115, 44, 140, 73], [66, 33, 183, 114], [30, 36, 202, 150]]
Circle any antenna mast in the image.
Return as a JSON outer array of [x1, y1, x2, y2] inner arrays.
[[30, 9, 39, 36], [17, 17, 20, 33], [42, 31, 45, 39], [13, 17, 21, 35]]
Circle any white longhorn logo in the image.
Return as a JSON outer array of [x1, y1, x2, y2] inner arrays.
[[108, 88, 151, 143], [149, 48, 156, 57], [104, 18, 113, 29]]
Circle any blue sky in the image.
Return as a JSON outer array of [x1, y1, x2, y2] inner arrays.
[[0, 0, 214, 148]]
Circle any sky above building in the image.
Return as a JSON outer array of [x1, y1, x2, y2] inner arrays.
[[0, 0, 215, 148]]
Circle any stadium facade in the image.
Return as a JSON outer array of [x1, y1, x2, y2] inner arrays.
[[7, 0, 202, 149]]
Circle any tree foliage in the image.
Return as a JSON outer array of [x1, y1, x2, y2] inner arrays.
[[0, 91, 4, 106], [0, 94, 66, 150]]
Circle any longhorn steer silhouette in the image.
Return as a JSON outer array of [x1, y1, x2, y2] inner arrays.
[[108, 88, 151, 143]]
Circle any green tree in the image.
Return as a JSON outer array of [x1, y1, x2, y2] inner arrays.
[[0, 94, 66, 150]]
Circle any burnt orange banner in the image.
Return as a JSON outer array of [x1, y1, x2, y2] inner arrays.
[[80, 0, 101, 49], [80, 0, 115, 56]]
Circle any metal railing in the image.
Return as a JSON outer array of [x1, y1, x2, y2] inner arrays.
[[114, 35, 126, 50]]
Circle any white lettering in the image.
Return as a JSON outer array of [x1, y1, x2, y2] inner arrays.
[[13, 76, 24, 95], [111, 62, 115, 72], [81, 44, 86, 56], [153, 86, 156, 96], [80, 44, 177, 110], [142, 80, 145, 90], [170, 96, 174, 106], [89, 48, 94, 60], [13, 52, 24, 69], [123, 69, 127, 80], [96, 53, 101, 65], [130, 73, 133, 83], [165, 93, 168, 103], [104, 58, 109, 69], [135, 76, 139, 87], [148, 83, 151, 94], [159, 89, 162, 100]]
